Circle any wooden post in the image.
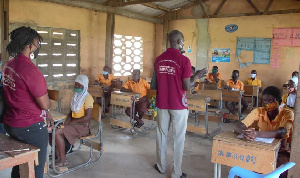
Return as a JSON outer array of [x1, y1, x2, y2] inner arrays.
[[288, 66, 300, 177], [0, 0, 9, 69], [162, 15, 169, 52], [105, 13, 115, 69]]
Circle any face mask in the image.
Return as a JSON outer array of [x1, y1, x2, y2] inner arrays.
[[232, 75, 238, 80], [74, 87, 83, 93], [212, 69, 217, 74], [30, 48, 39, 60], [102, 71, 108, 75], [250, 74, 256, 78], [292, 76, 299, 79], [179, 41, 185, 54], [264, 102, 279, 111]]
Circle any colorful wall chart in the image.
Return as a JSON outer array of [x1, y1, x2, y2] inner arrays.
[[212, 48, 230, 62], [271, 28, 300, 68], [236, 37, 272, 65]]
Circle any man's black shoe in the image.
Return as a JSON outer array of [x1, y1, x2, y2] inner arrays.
[[180, 173, 187, 178]]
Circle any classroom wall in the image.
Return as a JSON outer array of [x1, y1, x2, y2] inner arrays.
[[168, 19, 198, 67], [114, 15, 156, 78], [208, 13, 300, 89], [167, 13, 300, 89], [9, 0, 157, 111]]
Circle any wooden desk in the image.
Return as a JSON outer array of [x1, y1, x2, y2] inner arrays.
[[244, 85, 260, 109], [47, 111, 67, 175], [186, 94, 211, 136], [0, 134, 39, 178], [110, 91, 140, 131], [88, 85, 103, 98], [88, 85, 105, 116], [51, 111, 67, 121], [203, 83, 218, 90], [211, 131, 281, 178], [221, 90, 243, 121]]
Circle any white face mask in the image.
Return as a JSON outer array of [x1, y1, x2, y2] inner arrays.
[[250, 74, 256, 78]]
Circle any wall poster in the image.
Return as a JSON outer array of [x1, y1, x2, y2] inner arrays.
[[212, 48, 230, 62]]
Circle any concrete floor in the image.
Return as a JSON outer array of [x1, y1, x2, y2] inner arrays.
[[0, 112, 238, 178]]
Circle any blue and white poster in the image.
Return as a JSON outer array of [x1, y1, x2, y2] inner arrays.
[[212, 48, 230, 62]]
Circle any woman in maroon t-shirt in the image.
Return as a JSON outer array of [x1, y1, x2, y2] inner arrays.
[[3, 26, 54, 178]]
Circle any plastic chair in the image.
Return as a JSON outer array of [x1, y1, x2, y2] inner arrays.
[[228, 162, 295, 178]]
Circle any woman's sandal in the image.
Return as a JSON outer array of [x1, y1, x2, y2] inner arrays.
[[49, 160, 68, 169]]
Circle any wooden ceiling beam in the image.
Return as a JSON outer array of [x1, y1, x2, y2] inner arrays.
[[199, 0, 208, 18], [264, 0, 274, 14], [38, 0, 163, 24], [171, 9, 300, 20], [213, 0, 227, 16], [106, 0, 169, 7], [245, 0, 260, 13], [142, 2, 170, 12]]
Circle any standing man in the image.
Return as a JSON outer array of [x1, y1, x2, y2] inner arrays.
[[151, 30, 207, 178]]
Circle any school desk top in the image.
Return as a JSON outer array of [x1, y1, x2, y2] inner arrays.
[[0, 133, 39, 175], [211, 131, 281, 174]]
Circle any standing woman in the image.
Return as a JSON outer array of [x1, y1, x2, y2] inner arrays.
[[3, 26, 54, 178]]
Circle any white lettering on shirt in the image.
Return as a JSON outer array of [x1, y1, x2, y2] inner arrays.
[[159, 66, 176, 75]]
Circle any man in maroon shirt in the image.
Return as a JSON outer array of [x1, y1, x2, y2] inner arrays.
[[152, 30, 207, 178]]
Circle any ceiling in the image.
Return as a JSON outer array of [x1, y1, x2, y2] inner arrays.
[[40, 0, 300, 23]]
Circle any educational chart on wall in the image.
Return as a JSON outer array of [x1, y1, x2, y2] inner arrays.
[[236, 37, 272, 67], [271, 28, 300, 68], [212, 48, 230, 62]]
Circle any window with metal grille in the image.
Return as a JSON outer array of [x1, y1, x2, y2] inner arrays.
[[9, 24, 80, 82], [112, 34, 143, 76]]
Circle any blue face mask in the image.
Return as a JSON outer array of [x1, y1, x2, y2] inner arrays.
[[74, 87, 83, 93], [102, 71, 108, 75]]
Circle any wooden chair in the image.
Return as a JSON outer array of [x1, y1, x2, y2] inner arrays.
[[186, 94, 211, 137], [48, 89, 61, 112], [221, 90, 243, 121], [197, 90, 223, 136], [244, 85, 259, 112], [48, 103, 103, 176]]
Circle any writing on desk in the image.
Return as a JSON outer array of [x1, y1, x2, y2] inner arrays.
[[115, 98, 130, 103], [188, 104, 203, 110], [217, 150, 257, 164]]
